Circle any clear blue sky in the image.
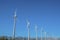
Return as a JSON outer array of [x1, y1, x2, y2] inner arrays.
[[0, 0, 60, 38]]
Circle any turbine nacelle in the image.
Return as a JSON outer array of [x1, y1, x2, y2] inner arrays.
[[27, 20, 30, 28]]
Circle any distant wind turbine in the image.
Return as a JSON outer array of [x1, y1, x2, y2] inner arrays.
[[35, 25, 38, 40], [44, 31, 46, 40], [27, 20, 30, 40], [12, 10, 17, 40], [41, 28, 43, 40]]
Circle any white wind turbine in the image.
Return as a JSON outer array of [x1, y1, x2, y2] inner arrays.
[[44, 31, 47, 40], [27, 20, 30, 40], [35, 25, 38, 40], [41, 28, 43, 40], [12, 10, 17, 40]]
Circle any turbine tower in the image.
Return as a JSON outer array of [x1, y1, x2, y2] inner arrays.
[[13, 10, 17, 40], [44, 31, 46, 40], [35, 25, 38, 40], [41, 28, 43, 40], [27, 20, 30, 40]]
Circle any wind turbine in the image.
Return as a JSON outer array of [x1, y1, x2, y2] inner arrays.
[[44, 31, 46, 40], [41, 28, 43, 40], [12, 10, 17, 40], [27, 20, 30, 40], [35, 25, 38, 40]]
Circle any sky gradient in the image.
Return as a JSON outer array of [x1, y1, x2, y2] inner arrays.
[[0, 0, 60, 38]]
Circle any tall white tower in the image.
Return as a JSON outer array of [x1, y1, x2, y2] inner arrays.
[[35, 25, 38, 40], [41, 28, 43, 40], [13, 10, 17, 40], [27, 20, 30, 40], [44, 32, 46, 40]]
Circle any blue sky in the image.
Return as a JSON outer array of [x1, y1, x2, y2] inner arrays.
[[0, 0, 60, 38]]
